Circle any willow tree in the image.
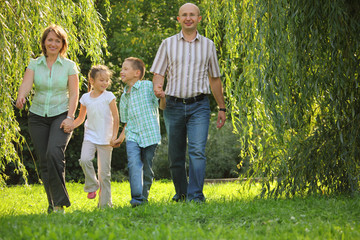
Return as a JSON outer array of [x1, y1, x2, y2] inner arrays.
[[0, 0, 109, 186], [202, 0, 360, 196]]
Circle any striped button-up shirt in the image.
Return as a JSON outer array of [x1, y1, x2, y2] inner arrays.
[[120, 80, 161, 148], [150, 31, 221, 98]]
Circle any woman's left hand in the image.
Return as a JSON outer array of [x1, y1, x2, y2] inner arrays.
[[60, 118, 74, 133]]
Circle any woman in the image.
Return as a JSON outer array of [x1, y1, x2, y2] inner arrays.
[[16, 24, 79, 213]]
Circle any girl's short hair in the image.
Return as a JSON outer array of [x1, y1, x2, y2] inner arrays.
[[124, 57, 145, 80], [87, 65, 113, 92], [41, 24, 68, 57]]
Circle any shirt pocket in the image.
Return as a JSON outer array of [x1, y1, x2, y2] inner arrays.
[[52, 69, 68, 90]]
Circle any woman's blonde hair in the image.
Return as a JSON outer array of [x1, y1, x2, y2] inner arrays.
[[87, 65, 113, 92], [41, 24, 68, 57]]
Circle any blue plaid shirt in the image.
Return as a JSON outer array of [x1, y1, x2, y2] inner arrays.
[[120, 80, 161, 147]]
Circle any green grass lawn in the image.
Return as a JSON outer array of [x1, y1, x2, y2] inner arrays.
[[0, 181, 359, 239]]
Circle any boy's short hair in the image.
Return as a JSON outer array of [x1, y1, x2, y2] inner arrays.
[[125, 57, 145, 80]]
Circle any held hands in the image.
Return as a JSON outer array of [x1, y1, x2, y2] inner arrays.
[[154, 84, 165, 98], [111, 138, 124, 148], [109, 137, 117, 147], [60, 118, 74, 133], [155, 83, 166, 110], [111, 132, 125, 148]]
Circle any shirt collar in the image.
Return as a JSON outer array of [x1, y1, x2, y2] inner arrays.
[[37, 54, 64, 65], [178, 31, 200, 42], [125, 80, 141, 93]]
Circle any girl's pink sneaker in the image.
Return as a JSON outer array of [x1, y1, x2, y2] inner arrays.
[[87, 191, 96, 199]]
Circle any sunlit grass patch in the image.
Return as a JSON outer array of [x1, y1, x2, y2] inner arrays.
[[0, 181, 359, 240]]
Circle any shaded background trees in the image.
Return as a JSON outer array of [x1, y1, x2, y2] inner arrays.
[[204, 0, 360, 196], [2, 0, 359, 196]]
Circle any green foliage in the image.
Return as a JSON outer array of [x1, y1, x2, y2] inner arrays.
[[205, 116, 243, 178], [153, 117, 243, 179], [152, 137, 172, 180], [0, 0, 109, 186], [1, 182, 360, 239], [102, 0, 180, 78], [203, 0, 360, 196]]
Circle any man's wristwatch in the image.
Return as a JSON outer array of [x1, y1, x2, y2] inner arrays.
[[219, 108, 226, 112]]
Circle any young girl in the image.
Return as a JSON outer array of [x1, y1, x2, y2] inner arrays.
[[72, 65, 119, 208]]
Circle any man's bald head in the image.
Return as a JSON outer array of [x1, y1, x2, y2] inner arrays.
[[179, 3, 200, 16]]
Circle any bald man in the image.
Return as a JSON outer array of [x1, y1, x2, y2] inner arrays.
[[150, 3, 226, 203]]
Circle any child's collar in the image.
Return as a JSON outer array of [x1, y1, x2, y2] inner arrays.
[[125, 80, 141, 93]]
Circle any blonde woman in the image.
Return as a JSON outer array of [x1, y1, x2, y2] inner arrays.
[[16, 24, 79, 213]]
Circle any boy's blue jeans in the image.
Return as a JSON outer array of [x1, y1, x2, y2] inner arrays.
[[164, 96, 210, 202], [126, 141, 158, 205]]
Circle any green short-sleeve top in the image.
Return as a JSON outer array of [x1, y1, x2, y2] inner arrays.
[[27, 55, 79, 117]]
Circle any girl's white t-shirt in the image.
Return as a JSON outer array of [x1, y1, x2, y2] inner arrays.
[[80, 90, 116, 145]]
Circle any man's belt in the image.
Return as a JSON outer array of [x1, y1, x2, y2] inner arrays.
[[168, 94, 206, 104]]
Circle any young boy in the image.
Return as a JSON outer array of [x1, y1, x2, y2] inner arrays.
[[113, 57, 164, 207]]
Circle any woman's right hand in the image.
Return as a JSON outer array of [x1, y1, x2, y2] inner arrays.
[[16, 97, 26, 109], [16, 68, 35, 110]]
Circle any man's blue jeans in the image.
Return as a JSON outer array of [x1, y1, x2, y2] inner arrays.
[[164, 96, 210, 201], [126, 141, 158, 205]]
